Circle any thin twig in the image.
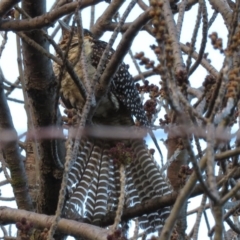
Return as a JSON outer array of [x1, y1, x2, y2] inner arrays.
[[6, 98, 24, 104], [0, 155, 11, 182], [189, 0, 208, 76], [208, 10, 218, 29], [186, 3, 202, 73], [0, 31, 8, 58], [133, 70, 156, 82], [111, 164, 125, 231], [162, 0, 184, 73], [192, 194, 207, 240], [176, 0, 187, 40], [90, 5, 95, 29], [0, 180, 9, 186], [17, 32, 62, 65], [206, 123, 219, 200], [0, 0, 105, 31], [0, 197, 15, 201]]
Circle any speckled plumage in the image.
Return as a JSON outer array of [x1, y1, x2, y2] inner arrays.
[[53, 25, 171, 232], [89, 36, 148, 126]]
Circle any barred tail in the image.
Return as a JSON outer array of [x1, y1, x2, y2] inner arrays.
[[129, 139, 171, 231], [85, 143, 111, 224], [64, 138, 171, 232]]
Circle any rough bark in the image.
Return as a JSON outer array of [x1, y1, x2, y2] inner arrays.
[[21, 0, 62, 215], [0, 69, 33, 211]]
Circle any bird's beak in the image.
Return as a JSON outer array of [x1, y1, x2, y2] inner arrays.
[[58, 20, 71, 35]]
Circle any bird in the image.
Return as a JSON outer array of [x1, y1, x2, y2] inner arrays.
[[53, 21, 171, 233]]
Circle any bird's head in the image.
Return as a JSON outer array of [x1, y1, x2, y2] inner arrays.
[[58, 20, 93, 41], [58, 20, 94, 56]]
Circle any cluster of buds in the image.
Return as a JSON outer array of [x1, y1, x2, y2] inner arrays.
[[226, 27, 240, 56], [149, 85, 159, 98], [203, 52, 211, 63], [175, 69, 188, 88], [159, 87, 166, 98], [136, 80, 160, 98], [149, 0, 165, 42], [209, 32, 223, 53], [150, 45, 168, 76], [135, 80, 149, 93], [159, 114, 171, 127], [107, 229, 127, 240], [176, 137, 185, 150], [202, 74, 216, 87], [149, 0, 175, 68], [151, 35, 175, 71], [144, 99, 157, 121], [178, 165, 193, 185], [62, 108, 78, 127], [149, 148, 155, 156], [170, 228, 179, 240], [134, 51, 155, 69], [159, 80, 170, 99], [16, 218, 34, 240], [150, 44, 162, 56], [226, 68, 240, 100], [135, 80, 160, 121], [108, 142, 135, 166], [202, 75, 216, 107], [164, 37, 174, 69], [39, 228, 49, 240], [228, 110, 238, 127]]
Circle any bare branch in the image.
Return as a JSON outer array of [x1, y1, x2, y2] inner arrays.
[[176, 0, 187, 40], [133, 70, 156, 82], [162, 0, 185, 74], [189, 0, 208, 76], [159, 152, 207, 239], [0, 0, 104, 31], [21, 0, 62, 215], [91, 0, 125, 38], [180, 43, 219, 78], [0, 197, 15, 201], [0, 68, 33, 211], [208, 0, 232, 28], [0, 0, 20, 17], [0, 180, 9, 186], [0, 207, 109, 240], [0, 31, 8, 58]]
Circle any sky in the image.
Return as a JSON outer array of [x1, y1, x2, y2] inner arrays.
[[0, 0, 230, 239]]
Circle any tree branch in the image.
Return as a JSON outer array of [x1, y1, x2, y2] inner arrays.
[[208, 0, 232, 28], [0, 68, 33, 211], [0, 0, 20, 17], [0, 207, 109, 240], [21, 0, 62, 215], [0, 0, 103, 31], [91, 0, 126, 38], [180, 43, 219, 78], [162, 0, 185, 74]]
